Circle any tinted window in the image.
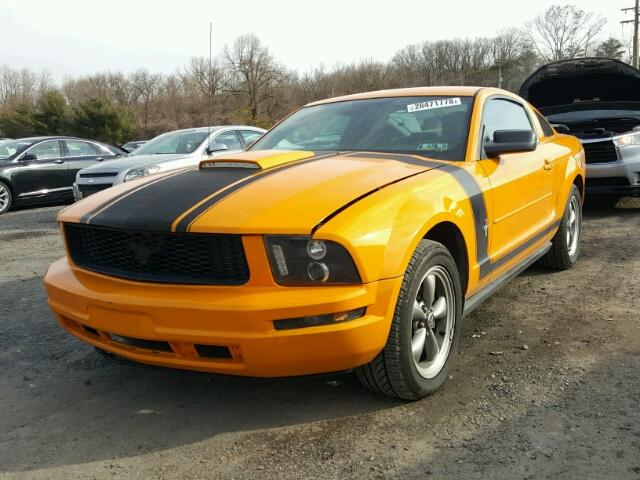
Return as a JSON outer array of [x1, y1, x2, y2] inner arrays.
[[135, 131, 208, 155], [0, 140, 34, 159], [534, 111, 555, 137], [251, 96, 474, 161], [29, 140, 62, 160], [212, 131, 241, 150], [239, 130, 263, 145], [65, 140, 98, 157]]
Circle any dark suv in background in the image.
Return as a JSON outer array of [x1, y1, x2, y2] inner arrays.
[[0, 136, 124, 215]]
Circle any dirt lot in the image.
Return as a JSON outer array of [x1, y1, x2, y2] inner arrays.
[[0, 200, 639, 479]]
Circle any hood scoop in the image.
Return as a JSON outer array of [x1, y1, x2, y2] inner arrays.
[[199, 150, 316, 170]]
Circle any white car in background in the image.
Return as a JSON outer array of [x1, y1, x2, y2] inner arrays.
[[73, 126, 265, 200]]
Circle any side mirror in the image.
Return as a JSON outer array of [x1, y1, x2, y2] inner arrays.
[[484, 130, 537, 157], [20, 153, 37, 161], [206, 142, 228, 154]]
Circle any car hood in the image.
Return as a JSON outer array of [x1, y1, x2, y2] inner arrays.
[[60, 150, 442, 234], [79, 153, 194, 173], [519, 57, 640, 114]]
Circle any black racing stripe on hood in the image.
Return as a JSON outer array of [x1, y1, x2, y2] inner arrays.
[[86, 168, 257, 231], [79, 170, 187, 224], [174, 152, 338, 232]]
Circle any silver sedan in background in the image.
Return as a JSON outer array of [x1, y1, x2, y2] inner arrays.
[[73, 126, 265, 200]]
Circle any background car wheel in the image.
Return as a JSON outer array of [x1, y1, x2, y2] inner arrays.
[[541, 184, 582, 270], [356, 240, 462, 400], [0, 181, 12, 215]]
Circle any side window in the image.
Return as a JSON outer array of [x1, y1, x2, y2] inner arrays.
[[28, 141, 62, 160], [534, 110, 555, 137], [211, 131, 241, 150], [481, 99, 533, 157], [65, 140, 98, 157], [240, 130, 263, 145]]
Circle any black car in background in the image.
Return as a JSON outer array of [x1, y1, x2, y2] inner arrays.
[[0, 136, 125, 214], [121, 140, 147, 153]]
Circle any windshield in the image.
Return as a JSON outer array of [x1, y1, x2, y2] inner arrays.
[[134, 131, 209, 155], [0, 139, 36, 160], [546, 110, 640, 123], [250, 96, 473, 160]]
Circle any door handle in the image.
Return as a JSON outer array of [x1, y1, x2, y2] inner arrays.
[[53, 159, 64, 164], [96, 157, 105, 162], [543, 159, 553, 170]]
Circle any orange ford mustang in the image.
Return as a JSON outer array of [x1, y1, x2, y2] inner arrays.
[[44, 87, 585, 399]]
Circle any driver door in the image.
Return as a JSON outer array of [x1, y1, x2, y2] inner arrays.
[[477, 98, 553, 263], [12, 140, 70, 199]]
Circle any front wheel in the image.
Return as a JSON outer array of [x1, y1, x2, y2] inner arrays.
[[356, 240, 462, 400], [0, 181, 12, 215], [541, 184, 582, 270]]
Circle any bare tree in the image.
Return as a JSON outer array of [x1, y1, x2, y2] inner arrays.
[[223, 34, 285, 125], [524, 4, 605, 61]]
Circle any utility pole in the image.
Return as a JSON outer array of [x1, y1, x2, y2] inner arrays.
[[621, 0, 639, 68]]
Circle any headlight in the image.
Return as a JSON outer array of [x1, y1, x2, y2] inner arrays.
[[123, 164, 162, 182], [613, 131, 640, 147], [265, 236, 361, 285]]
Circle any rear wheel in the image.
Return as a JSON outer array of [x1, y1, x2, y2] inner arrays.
[[356, 240, 462, 400], [0, 181, 12, 215], [541, 185, 582, 270]]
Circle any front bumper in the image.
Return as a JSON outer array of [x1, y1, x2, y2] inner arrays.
[[44, 258, 401, 377], [73, 180, 116, 201], [586, 145, 640, 195]]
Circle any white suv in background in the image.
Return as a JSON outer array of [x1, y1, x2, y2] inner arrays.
[[73, 126, 265, 200]]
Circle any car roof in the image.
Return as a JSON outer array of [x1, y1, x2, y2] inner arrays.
[[15, 136, 107, 143], [169, 125, 265, 134], [306, 86, 484, 107]]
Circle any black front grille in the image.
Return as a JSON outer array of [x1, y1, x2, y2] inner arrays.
[[79, 172, 118, 178], [78, 183, 112, 197], [64, 223, 250, 285], [586, 177, 629, 188], [582, 140, 618, 164]]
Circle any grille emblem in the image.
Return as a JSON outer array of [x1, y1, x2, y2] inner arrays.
[[88, 179, 96, 184], [129, 236, 162, 264]]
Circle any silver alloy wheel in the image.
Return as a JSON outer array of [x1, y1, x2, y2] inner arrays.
[[566, 195, 580, 257], [0, 184, 9, 212], [411, 265, 456, 379]]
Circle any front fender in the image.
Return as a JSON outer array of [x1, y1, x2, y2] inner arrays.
[[316, 168, 479, 285]]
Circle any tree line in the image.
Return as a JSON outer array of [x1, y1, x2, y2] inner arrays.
[[0, 4, 628, 145]]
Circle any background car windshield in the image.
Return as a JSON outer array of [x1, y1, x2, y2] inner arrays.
[[134, 131, 208, 155], [251, 96, 473, 160], [0, 140, 35, 160]]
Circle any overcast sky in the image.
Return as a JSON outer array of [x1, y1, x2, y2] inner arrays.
[[0, 0, 633, 81]]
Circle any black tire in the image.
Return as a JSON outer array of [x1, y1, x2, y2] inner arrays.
[[356, 240, 462, 400], [541, 184, 582, 270], [0, 180, 12, 215]]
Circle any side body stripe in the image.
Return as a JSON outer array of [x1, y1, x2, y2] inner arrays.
[[340, 151, 560, 280]]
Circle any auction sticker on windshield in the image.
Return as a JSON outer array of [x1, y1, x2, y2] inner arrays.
[[407, 97, 462, 113]]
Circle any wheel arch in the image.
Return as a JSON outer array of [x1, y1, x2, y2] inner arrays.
[[423, 221, 469, 296]]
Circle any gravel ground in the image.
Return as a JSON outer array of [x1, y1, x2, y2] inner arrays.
[[0, 199, 639, 479]]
